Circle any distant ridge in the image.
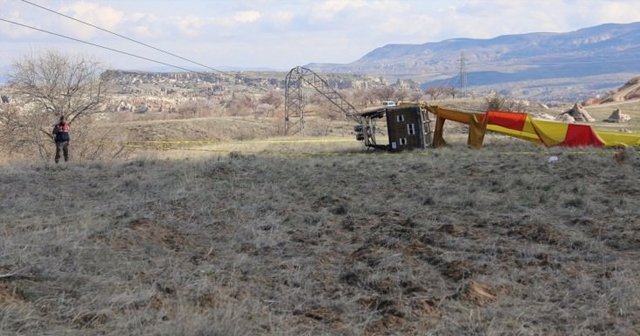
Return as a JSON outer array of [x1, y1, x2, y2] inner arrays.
[[307, 22, 640, 100]]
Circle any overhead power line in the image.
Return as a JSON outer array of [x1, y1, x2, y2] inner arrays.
[[20, 0, 224, 74], [0, 17, 200, 73]]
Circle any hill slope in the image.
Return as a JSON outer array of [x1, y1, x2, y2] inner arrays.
[[603, 77, 640, 102]]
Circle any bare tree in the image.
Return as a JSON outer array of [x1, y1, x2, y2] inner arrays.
[[10, 51, 107, 125], [0, 103, 23, 157], [350, 88, 371, 107], [374, 86, 396, 103], [2, 50, 116, 161], [443, 86, 457, 99], [408, 90, 424, 103], [425, 87, 442, 100], [394, 88, 410, 102]]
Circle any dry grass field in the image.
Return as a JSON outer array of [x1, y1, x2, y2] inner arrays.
[[2, 130, 640, 335], [586, 101, 640, 132]]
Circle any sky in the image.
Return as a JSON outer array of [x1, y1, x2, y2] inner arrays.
[[0, 0, 639, 72]]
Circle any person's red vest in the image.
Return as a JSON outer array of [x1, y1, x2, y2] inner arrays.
[[54, 122, 70, 142]]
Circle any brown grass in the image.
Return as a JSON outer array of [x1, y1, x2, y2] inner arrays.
[[1, 133, 639, 335]]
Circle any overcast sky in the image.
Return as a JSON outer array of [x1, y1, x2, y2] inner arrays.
[[0, 0, 639, 72]]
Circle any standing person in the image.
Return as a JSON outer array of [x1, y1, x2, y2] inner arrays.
[[52, 115, 70, 163]]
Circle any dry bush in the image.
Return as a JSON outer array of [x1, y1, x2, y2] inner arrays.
[[225, 93, 257, 117], [255, 103, 275, 118], [173, 99, 224, 119], [70, 119, 133, 161], [259, 90, 284, 111], [425, 87, 442, 100], [175, 100, 200, 116], [485, 95, 529, 112]]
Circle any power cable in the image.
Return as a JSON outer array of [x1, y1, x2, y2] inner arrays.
[[0, 17, 200, 73], [19, 0, 224, 74]]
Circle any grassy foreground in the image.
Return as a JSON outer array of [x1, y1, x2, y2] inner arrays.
[[1, 142, 639, 335]]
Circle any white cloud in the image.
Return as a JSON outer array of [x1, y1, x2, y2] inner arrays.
[[233, 10, 262, 23], [124, 13, 160, 39], [269, 11, 294, 25], [577, 2, 640, 26], [175, 16, 207, 37], [59, 1, 124, 38], [311, 0, 367, 21], [130, 25, 155, 39], [214, 10, 262, 28]]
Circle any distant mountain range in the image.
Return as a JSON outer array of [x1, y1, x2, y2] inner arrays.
[[307, 22, 640, 100]]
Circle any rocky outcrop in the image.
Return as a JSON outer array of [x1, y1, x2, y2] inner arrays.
[[558, 103, 595, 122], [604, 108, 631, 123]]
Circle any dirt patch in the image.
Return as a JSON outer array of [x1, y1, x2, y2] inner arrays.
[[402, 242, 441, 261], [365, 314, 405, 336], [440, 260, 474, 281], [71, 311, 110, 329], [357, 297, 407, 333], [348, 245, 389, 268], [437, 224, 466, 237], [90, 218, 193, 252], [300, 307, 343, 323], [409, 298, 440, 319], [291, 306, 347, 333], [510, 223, 563, 245], [0, 283, 26, 304], [312, 195, 351, 214], [129, 218, 192, 251], [462, 281, 497, 306]]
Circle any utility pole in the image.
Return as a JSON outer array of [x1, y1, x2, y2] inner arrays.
[[458, 52, 468, 97]]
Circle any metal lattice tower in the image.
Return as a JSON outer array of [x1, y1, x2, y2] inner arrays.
[[458, 52, 468, 97], [284, 66, 361, 135]]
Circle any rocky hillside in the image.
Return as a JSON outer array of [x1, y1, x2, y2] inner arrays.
[[96, 69, 386, 114], [582, 76, 640, 106], [603, 77, 640, 103]]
